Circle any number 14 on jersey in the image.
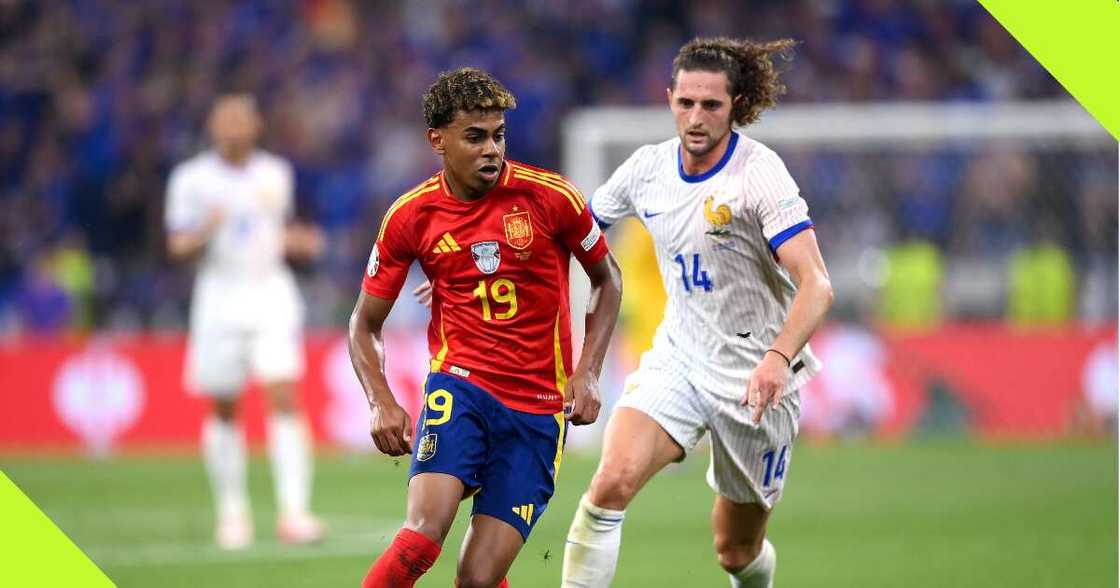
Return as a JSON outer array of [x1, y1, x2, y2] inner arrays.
[[673, 253, 712, 293]]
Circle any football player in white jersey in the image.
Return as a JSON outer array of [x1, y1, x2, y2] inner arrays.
[[165, 94, 325, 550], [561, 38, 833, 587]]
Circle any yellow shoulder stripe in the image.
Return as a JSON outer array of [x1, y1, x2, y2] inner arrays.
[[512, 169, 585, 213], [377, 180, 440, 241], [512, 165, 585, 201]]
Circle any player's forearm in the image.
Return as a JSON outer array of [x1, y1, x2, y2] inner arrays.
[[770, 271, 832, 359], [576, 257, 623, 376], [166, 232, 211, 262], [347, 315, 397, 410]]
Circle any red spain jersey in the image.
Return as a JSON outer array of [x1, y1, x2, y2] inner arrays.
[[362, 161, 610, 414]]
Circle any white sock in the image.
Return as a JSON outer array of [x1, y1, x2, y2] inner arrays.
[[729, 539, 776, 588], [202, 417, 249, 521], [562, 494, 626, 588], [268, 413, 313, 519]]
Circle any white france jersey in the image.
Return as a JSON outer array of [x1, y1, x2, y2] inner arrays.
[[165, 150, 303, 332], [590, 131, 822, 399]]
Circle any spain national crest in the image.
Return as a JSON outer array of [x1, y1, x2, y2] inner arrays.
[[503, 211, 534, 250], [471, 241, 501, 275], [417, 433, 437, 462]]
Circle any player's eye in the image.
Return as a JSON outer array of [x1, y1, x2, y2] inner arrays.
[[678, 99, 694, 108], [702, 100, 721, 110]]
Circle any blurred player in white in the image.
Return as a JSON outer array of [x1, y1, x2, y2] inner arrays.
[[165, 94, 325, 550], [562, 38, 833, 587]]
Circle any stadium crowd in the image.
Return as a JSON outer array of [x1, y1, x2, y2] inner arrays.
[[0, 0, 1113, 333]]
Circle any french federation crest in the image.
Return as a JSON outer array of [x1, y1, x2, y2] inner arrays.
[[417, 433, 437, 462], [366, 243, 380, 277], [503, 211, 534, 250], [704, 195, 733, 238], [471, 241, 501, 275]]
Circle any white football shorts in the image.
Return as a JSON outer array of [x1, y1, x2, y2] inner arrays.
[[185, 325, 305, 396], [614, 344, 801, 508]]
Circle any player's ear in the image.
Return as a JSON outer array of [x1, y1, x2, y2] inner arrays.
[[665, 86, 673, 106], [427, 128, 445, 155]]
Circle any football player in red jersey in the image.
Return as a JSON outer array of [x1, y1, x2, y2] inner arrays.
[[349, 67, 623, 588]]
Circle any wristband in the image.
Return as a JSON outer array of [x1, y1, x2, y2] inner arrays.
[[766, 348, 792, 367]]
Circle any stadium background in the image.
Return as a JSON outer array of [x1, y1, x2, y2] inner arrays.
[[0, 0, 1115, 586]]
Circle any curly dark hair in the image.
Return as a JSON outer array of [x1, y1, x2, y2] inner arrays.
[[671, 37, 797, 127], [422, 67, 517, 129]]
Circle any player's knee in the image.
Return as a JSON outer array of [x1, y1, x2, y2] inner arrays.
[[264, 381, 298, 414], [713, 535, 762, 573], [402, 518, 451, 545], [587, 464, 641, 509], [212, 399, 238, 421]]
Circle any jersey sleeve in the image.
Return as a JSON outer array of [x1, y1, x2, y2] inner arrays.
[[361, 206, 416, 300], [164, 165, 202, 233], [558, 187, 610, 269], [745, 151, 814, 259], [587, 146, 645, 228]]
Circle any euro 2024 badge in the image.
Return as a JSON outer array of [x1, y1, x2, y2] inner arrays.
[[471, 241, 501, 274], [366, 243, 379, 277]]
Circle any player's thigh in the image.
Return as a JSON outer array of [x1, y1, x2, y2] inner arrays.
[[186, 329, 249, 396], [706, 389, 800, 508], [471, 409, 565, 541], [589, 407, 686, 508], [457, 514, 525, 587], [591, 358, 705, 507], [249, 324, 304, 387], [404, 472, 466, 544]]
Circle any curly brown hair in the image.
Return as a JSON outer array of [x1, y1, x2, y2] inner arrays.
[[422, 67, 517, 129], [671, 37, 797, 126]]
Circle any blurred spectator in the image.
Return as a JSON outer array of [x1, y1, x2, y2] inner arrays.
[[879, 239, 943, 330], [13, 255, 71, 333], [1007, 221, 1075, 327]]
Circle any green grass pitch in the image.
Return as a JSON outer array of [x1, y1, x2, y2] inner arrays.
[[3, 441, 1116, 587]]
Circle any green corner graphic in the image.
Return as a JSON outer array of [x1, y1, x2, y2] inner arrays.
[[978, 0, 1120, 140], [1, 471, 114, 587]]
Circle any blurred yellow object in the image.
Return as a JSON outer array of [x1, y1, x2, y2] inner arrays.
[[48, 245, 94, 330], [614, 218, 665, 355], [1007, 243, 1074, 327], [880, 240, 943, 330]]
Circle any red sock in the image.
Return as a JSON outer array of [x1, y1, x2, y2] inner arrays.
[[362, 528, 441, 588]]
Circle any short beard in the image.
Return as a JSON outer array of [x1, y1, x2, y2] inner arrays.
[[681, 132, 721, 158]]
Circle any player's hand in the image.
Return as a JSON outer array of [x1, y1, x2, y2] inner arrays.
[[412, 281, 433, 308], [564, 370, 601, 426], [742, 351, 790, 425], [285, 222, 325, 260], [369, 401, 413, 456], [202, 207, 225, 237]]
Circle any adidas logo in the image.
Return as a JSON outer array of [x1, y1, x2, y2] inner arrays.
[[432, 232, 461, 254], [511, 504, 535, 524]]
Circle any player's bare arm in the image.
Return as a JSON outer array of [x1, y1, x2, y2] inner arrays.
[[348, 291, 414, 456], [166, 208, 223, 261], [566, 253, 624, 425], [745, 229, 832, 423], [284, 221, 325, 261]]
